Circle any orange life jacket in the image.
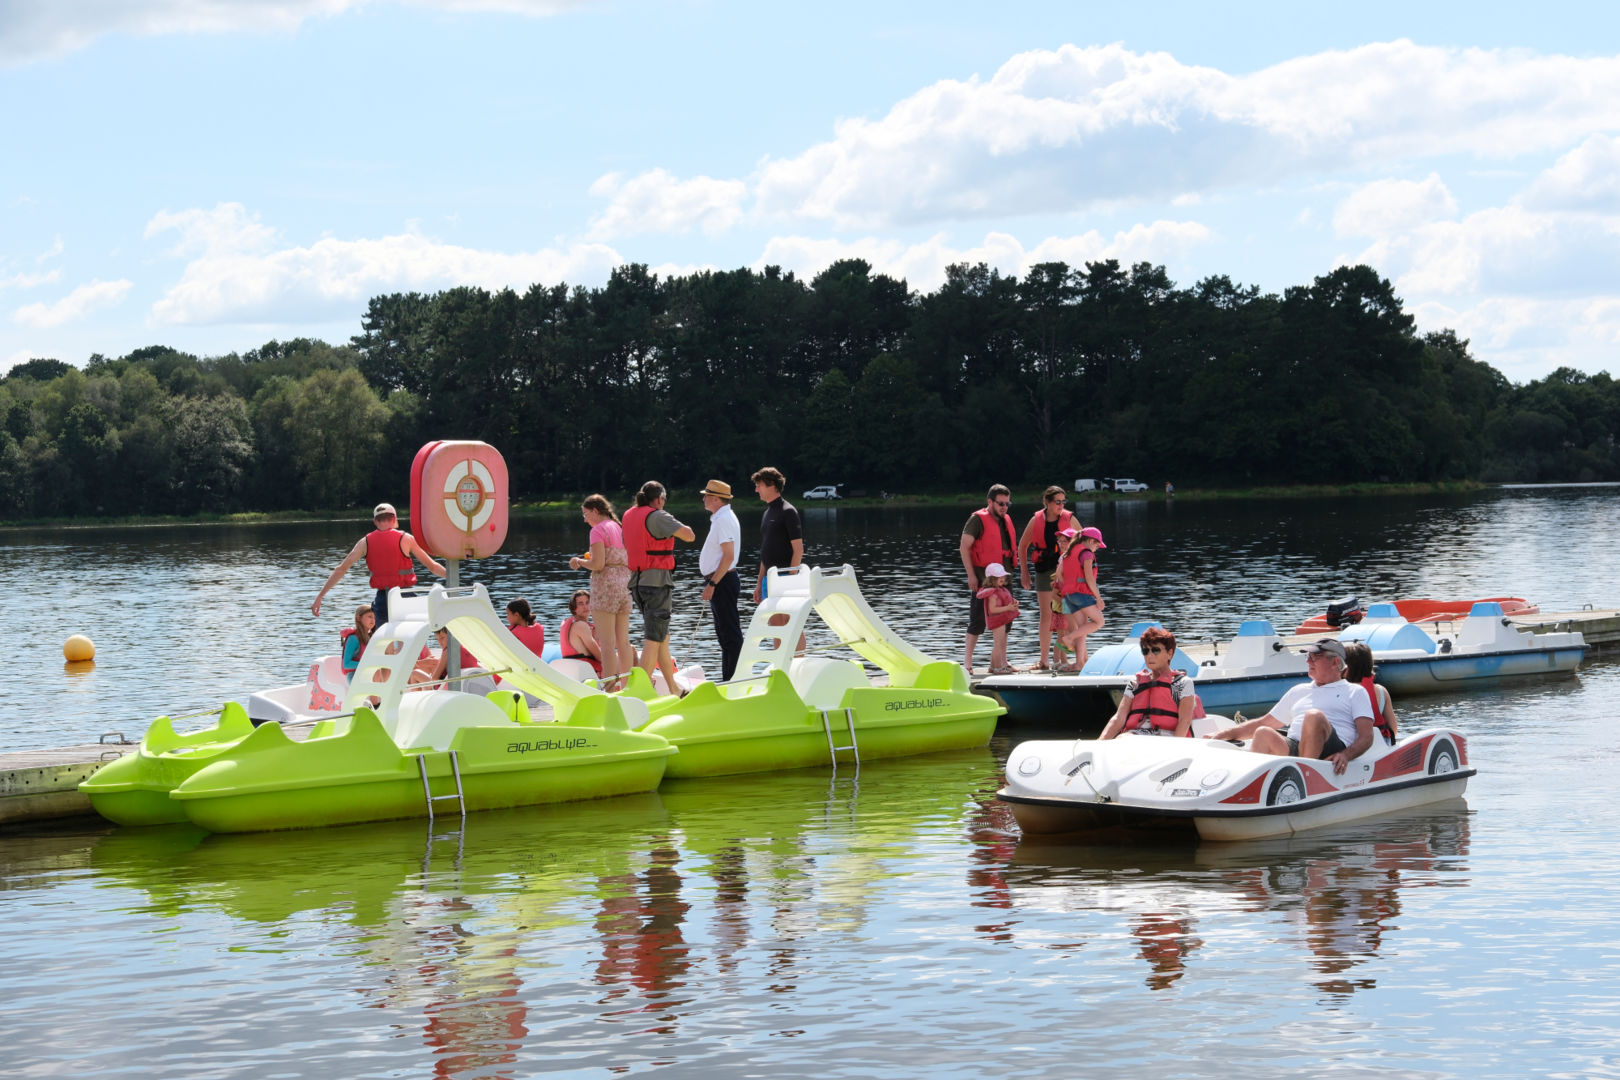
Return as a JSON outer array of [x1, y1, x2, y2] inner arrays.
[[1059, 544, 1097, 597], [560, 616, 603, 675], [969, 507, 1019, 570], [365, 529, 417, 590], [1124, 669, 1188, 734], [1025, 508, 1074, 572], [623, 505, 675, 572], [1359, 675, 1396, 743]]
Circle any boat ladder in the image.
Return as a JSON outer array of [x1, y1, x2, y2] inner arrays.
[[820, 707, 860, 774], [417, 750, 467, 824]]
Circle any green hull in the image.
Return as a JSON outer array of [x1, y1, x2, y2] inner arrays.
[[638, 662, 1002, 778], [80, 704, 258, 826], [172, 707, 675, 834]]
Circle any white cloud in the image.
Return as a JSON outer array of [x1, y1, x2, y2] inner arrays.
[[610, 42, 1620, 234], [0, 0, 586, 64], [35, 236, 63, 263], [587, 169, 749, 239], [757, 220, 1212, 292], [12, 279, 133, 328], [1413, 296, 1620, 382], [144, 209, 624, 325], [1524, 133, 1620, 212], [1333, 174, 1458, 238], [0, 269, 62, 291], [145, 202, 279, 257]]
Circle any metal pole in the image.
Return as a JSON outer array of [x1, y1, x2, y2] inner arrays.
[[446, 558, 461, 681]]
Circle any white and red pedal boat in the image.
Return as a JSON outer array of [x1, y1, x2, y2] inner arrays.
[[997, 718, 1474, 842]]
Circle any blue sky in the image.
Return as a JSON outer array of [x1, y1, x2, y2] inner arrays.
[[3, 1, 1618, 383]]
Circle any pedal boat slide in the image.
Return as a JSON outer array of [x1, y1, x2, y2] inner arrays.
[[997, 715, 1475, 842], [81, 564, 1001, 832]]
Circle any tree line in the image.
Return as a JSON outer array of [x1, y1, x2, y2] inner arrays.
[[2, 259, 1616, 520]]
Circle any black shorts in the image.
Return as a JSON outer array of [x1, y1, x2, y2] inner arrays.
[[1287, 729, 1348, 758]]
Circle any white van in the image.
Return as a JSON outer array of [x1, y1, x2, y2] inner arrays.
[[1073, 478, 1099, 492]]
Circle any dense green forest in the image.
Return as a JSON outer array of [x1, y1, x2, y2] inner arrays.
[[2, 259, 1616, 520]]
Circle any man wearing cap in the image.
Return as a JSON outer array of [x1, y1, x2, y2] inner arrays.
[[959, 484, 1020, 673], [698, 480, 743, 680], [311, 503, 446, 627], [1207, 638, 1376, 774]]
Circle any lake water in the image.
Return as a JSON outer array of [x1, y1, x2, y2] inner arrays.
[[3, 488, 1619, 1078]]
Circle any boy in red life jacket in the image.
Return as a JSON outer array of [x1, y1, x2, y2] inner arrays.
[[1099, 626, 1197, 739], [312, 502, 446, 628]]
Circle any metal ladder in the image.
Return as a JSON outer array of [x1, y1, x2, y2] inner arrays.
[[821, 707, 860, 775], [417, 750, 466, 824]]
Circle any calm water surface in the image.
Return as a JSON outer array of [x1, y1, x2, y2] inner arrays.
[[3, 488, 1619, 1077]]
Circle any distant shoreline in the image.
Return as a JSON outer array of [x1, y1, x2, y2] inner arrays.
[[0, 480, 1514, 532]]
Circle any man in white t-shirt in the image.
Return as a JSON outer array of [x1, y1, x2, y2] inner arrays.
[[698, 479, 743, 680], [1207, 638, 1375, 774]]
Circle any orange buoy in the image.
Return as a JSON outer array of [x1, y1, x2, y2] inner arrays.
[[63, 634, 96, 662]]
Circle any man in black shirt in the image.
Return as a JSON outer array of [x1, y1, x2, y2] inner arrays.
[[752, 466, 804, 603]]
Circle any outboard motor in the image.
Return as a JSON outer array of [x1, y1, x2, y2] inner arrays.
[[1324, 596, 1364, 628]]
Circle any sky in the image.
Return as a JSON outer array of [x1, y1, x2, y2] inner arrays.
[[3, 0, 1618, 384]]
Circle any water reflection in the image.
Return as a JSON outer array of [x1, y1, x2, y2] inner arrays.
[[1007, 802, 1471, 999]]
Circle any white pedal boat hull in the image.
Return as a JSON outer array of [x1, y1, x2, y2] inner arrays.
[[998, 726, 1473, 842]]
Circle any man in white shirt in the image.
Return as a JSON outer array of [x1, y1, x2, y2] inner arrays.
[[698, 479, 743, 680], [1207, 638, 1375, 774]]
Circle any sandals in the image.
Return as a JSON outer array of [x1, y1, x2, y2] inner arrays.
[[989, 665, 1018, 676]]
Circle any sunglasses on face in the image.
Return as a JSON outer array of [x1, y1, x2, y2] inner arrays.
[[1140, 645, 1166, 655], [994, 500, 1010, 508]]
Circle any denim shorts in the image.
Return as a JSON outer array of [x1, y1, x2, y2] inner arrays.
[[1063, 592, 1098, 614]]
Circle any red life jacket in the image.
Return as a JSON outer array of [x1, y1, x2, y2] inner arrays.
[[623, 505, 675, 572], [559, 616, 604, 674], [365, 529, 417, 590], [1060, 544, 1097, 597], [978, 586, 1019, 629], [509, 621, 545, 659], [339, 627, 358, 676], [1123, 669, 1188, 734], [1025, 508, 1074, 572], [969, 507, 1019, 570], [1360, 675, 1396, 743]]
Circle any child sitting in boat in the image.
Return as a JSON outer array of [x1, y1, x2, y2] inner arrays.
[[1343, 641, 1398, 743], [976, 562, 1020, 675], [340, 604, 375, 681], [410, 627, 481, 689]]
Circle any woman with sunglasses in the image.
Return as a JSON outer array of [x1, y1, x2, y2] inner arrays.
[[1017, 485, 1074, 671], [1099, 626, 1196, 739]]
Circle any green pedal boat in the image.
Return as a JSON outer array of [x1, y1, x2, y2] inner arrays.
[[432, 565, 1004, 779], [84, 565, 999, 833], [82, 588, 675, 832]]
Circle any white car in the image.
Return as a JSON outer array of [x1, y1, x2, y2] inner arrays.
[[1111, 478, 1149, 493], [803, 485, 842, 500]]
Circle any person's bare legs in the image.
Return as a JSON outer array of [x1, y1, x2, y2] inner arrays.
[[964, 631, 980, 673], [1296, 709, 1332, 759], [1251, 727, 1290, 755], [1035, 588, 1056, 667], [1072, 607, 1104, 668], [990, 625, 1010, 670], [596, 610, 622, 691]]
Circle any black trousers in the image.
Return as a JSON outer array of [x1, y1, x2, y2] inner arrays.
[[709, 570, 743, 681]]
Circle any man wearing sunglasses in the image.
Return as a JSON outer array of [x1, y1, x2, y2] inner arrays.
[[959, 483, 1020, 672], [1206, 637, 1375, 774]]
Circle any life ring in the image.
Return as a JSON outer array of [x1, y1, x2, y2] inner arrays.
[[410, 440, 509, 559], [444, 457, 497, 532]]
